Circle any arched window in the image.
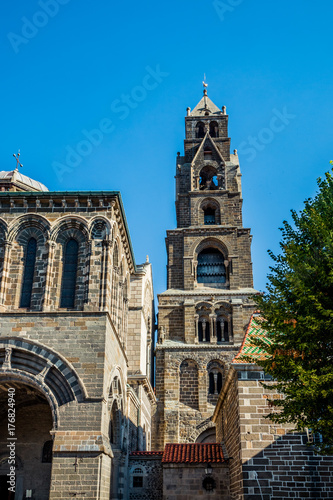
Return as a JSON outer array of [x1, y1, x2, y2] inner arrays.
[[209, 121, 219, 138], [207, 362, 224, 397], [110, 401, 121, 446], [42, 440, 53, 463], [217, 372, 222, 393], [60, 239, 78, 308], [132, 467, 144, 488], [20, 237, 37, 308], [204, 207, 216, 225], [209, 372, 215, 394], [197, 248, 226, 284], [196, 121, 205, 138], [180, 359, 199, 409], [198, 319, 210, 342]]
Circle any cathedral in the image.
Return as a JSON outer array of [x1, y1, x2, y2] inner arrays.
[[0, 90, 332, 500]]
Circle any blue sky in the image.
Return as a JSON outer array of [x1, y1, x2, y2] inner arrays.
[[1, 0, 333, 297]]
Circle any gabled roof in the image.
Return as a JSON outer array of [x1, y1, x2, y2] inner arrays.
[[190, 94, 222, 117], [233, 314, 272, 363], [192, 132, 225, 165], [162, 443, 226, 464]]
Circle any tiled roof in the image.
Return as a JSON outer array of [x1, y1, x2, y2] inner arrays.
[[162, 443, 226, 464], [233, 314, 272, 363], [130, 451, 163, 457]]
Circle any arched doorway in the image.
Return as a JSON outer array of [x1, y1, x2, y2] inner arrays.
[[0, 381, 53, 500]]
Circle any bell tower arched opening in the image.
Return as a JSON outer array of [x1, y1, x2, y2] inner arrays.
[[199, 166, 218, 190], [195, 121, 205, 138], [197, 248, 226, 284]]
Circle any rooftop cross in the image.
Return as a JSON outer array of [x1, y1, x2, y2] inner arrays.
[[13, 150, 23, 171], [202, 74, 208, 97]]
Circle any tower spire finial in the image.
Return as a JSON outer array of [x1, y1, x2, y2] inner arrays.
[[202, 74, 208, 96], [13, 150, 23, 171]]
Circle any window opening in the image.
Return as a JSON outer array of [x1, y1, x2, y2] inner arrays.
[[60, 239, 79, 308], [20, 238, 37, 308], [197, 248, 226, 284], [204, 207, 215, 225], [196, 122, 205, 138]]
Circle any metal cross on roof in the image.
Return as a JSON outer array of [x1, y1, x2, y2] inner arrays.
[[202, 74, 208, 97], [13, 150, 23, 170]]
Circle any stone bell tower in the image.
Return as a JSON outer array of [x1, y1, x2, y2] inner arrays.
[[154, 88, 258, 448]]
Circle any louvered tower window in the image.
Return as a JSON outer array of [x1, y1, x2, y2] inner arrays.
[[60, 239, 78, 308], [197, 248, 226, 283], [20, 238, 37, 308], [204, 207, 216, 225]]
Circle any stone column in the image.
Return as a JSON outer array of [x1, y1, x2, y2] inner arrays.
[[43, 240, 56, 311], [219, 318, 225, 342], [201, 319, 206, 342], [210, 314, 217, 344], [213, 372, 218, 395], [194, 314, 199, 344], [0, 241, 12, 311]]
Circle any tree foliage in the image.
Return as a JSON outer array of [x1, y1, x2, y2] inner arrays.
[[247, 168, 333, 454]]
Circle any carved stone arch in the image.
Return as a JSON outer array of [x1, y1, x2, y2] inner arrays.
[[51, 216, 89, 244], [213, 300, 231, 312], [8, 213, 50, 243], [189, 420, 216, 443], [207, 359, 224, 399], [207, 358, 225, 371], [188, 236, 231, 259], [0, 338, 87, 412], [195, 301, 213, 311], [195, 238, 228, 258], [89, 216, 112, 240], [107, 365, 126, 410]]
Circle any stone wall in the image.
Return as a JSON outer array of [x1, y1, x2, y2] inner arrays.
[[213, 365, 333, 500], [163, 463, 230, 500], [153, 344, 237, 449], [128, 455, 163, 500], [0, 191, 155, 500]]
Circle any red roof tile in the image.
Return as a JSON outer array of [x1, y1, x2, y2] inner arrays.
[[162, 443, 226, 464], [130, 451, 164, 457]]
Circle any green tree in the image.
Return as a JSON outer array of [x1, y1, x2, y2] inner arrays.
[[247, 168, 333, 455]]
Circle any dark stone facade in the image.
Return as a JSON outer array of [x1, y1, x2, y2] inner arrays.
[[154, 91, 257, 450]]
